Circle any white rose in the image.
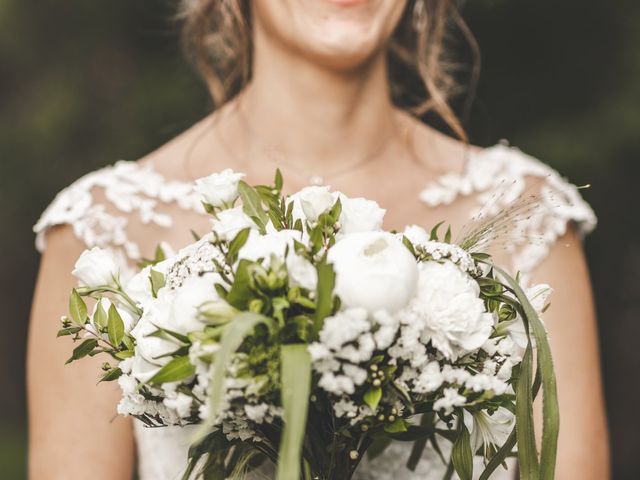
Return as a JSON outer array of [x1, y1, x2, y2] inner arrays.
[[403, 260, 493, 360], [129, 292, 179, 383], [238, 229, 301, 266], [167, 274, 220, 334], [194, 169, 245, 207], [335, 194, 386, 234], [72, 247, 121, 287], [211, 206, 257, 240], [403, 225, 430, 245], [289, 185, 335, 222], [327, 232, 418, 314]]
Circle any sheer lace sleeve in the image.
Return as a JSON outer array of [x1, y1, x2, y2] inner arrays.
[[420, 142, 597, 276], [33, 160, 202, 260]]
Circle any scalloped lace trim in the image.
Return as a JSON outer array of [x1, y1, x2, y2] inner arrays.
[[420, 142, 597, 275], [33, 160, 202, 259]]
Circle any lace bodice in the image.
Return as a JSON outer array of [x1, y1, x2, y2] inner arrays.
[[34, 142, 596, 480]]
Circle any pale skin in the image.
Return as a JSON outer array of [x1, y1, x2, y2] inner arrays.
[[28, 0, 609, 478]]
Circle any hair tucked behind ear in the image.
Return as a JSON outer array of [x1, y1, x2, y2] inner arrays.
[[179, 0, 478, 142]]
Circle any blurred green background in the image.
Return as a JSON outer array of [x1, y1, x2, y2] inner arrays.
[[1, 0, 638, 478]]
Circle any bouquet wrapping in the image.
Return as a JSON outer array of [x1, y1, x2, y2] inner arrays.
[[60, 169, 559, 479]]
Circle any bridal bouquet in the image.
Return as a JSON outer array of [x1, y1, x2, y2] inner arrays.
[[60, 169, 559, 480]]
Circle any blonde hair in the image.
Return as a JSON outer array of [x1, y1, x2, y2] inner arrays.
[[179, 0, 478, 141]]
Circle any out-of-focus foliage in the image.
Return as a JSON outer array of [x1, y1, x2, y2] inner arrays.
[[0, 0, 637, 478]]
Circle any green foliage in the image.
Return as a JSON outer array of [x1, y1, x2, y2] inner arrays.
[[149, 356, 195, 385], [276, 344, 311, 480]]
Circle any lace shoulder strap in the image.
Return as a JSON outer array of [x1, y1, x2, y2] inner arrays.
[[33, 160, 201, 260], [420, 142, 597, 275]]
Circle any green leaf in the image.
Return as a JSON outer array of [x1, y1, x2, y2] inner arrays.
[[384, 418, 408, 433], [65, 338, 98, 364], [367, 437, 392, 460], [238, 181, 268, 233], [199, 312, 275, 438], [226, 259, 254, 310], [444, 225, 452, 243], [276, 344, 311, 480], [56, 326, 81, 337], [107, 304, 125, 347], [227, 227, 251, 261], [148, 356, 195, 384], [314, 260, 336, 335], [149, 269, 165, 298], [99, 367, 123, 383], [430, 221, 445, 241], [363, 387, 382, 412], [407, 413, 433, 471], [69, 289, 88, 326], [451, 421, 473, 480], [275, 169, 283, 191], [491, 263, 558, 480], [93, 301, 107, 330]]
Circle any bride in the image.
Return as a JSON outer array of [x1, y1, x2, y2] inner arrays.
[[27, 1, 609, 478]]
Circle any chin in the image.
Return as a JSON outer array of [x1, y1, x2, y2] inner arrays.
[[253, 0, 407, 70]]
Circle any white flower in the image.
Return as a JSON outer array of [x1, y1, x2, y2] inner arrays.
[[167, 274, 220, 334], [328, 232, 418, 314], [403, 225, 430, 245], [527, 283, 553, 315], [211, 206, 257, 240], [163, 392, 193, 418], [463, 407, 514, 455], [401, 261, 493, 359], [336, 195, 386, 234], [194, 169, 245, 207], [238, 229, 300, 266], [413, 361, 444, 394], [371, 310, 399, 350], [289, 185, 335, 222], [72, 247, 120, 287], [433, 387, 466, 415], [244, 403, 270, 423], [286, 252, 317, 291]]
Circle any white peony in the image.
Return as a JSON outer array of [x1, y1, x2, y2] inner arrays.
[[328, 232, 418, 314], [288, 185, 335, 222], [210, 206, 257, 240], [194, 169, 245, 207], [401, 260, 493, 360], [72, 247, 121, 287], [336, 194, 386, 234]]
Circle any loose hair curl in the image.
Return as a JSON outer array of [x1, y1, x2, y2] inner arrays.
[[179, 0, 478, 141]]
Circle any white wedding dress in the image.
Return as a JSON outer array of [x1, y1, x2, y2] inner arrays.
[[34, 142, 596, 480]]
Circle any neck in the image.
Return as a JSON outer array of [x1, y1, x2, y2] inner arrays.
[[233, 17, 400, 175]]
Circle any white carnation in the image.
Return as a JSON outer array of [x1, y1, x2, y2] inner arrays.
[[400, 261, 493, 359], [402, 225, 430, 245]]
